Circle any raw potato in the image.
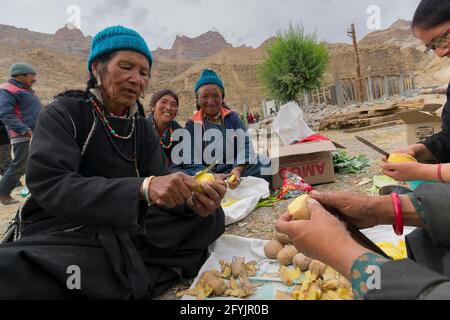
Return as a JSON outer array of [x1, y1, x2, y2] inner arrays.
[[274, 232, 292, 245], [309, 260, 327, 276], [264, 240, 284, 259], [293, 253, 312, 272], [200, 271, 227, 296], [277, 246, 299, 266], [288, 195, 312, 220]]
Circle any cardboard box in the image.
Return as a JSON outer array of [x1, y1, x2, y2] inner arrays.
[[398, 106, 442, 145], [270, 140, 336, 189]]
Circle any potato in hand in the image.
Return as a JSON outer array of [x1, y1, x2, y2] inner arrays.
[[288, 194, 311, 220]]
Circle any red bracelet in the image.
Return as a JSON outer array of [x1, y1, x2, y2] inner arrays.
[[437, 164, 445, 183], [391, 193, 404, 236]]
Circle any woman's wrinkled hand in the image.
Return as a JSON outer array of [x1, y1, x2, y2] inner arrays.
[[309, 190, 381, 229], [148, 173, 197, 208], [213, 173, 230, 182], [187, 179, 227, 218], [227, 167, 243, 190], [276, 199, 358, 270]]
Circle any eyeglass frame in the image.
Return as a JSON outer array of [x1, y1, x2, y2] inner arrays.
[[424, 28, 450, 54]]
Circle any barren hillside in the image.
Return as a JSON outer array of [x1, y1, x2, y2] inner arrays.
[[0, 20, 448, 121]]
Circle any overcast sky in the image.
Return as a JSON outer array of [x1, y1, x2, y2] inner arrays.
[[0, 0, 421, 49]]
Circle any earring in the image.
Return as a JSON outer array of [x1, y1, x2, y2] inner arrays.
[[140, 91, 146, 99], [96, 74, 102, 88]]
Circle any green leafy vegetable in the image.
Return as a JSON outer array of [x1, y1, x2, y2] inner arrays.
[[333, 150, 370, 174]]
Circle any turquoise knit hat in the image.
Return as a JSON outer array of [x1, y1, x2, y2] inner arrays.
[[87, 26, 153, 74], [195, 69, 225, 97], [10, 63, 36, 77]]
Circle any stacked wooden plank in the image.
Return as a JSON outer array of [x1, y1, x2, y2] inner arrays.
[[319, 99, 442, 131], [319, 105, 401, 130]]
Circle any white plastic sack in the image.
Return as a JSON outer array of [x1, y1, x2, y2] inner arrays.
[[272, 101, 314, 146], [221, 177, 270, 226], [182, 229, 415, 300]]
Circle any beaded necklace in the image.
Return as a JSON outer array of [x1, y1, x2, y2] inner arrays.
[[90, 97, 135, 140], [87, 95, 137, 163], [159, 127, 174, 150]]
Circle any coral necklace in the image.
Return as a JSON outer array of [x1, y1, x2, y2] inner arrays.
[[89, 97, 135, 140], [160, 127, 174, 149]]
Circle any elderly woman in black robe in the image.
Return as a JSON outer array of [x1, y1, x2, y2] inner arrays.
[[0, 26, 226, 299], [277, 0, 450, 300]]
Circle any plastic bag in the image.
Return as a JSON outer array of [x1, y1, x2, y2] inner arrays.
[[272, 101, 315, 146], [277, 172, 313, 200], [221, 177, 270, 226]]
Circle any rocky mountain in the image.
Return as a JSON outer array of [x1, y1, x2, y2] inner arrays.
[[153, 31, 233, 61], [0, 20, 448, 121], [0, 24, 91, 54], [359, 19, 420, 48]]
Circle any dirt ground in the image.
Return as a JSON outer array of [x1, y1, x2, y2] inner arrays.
[[0, 123, 407, 299]]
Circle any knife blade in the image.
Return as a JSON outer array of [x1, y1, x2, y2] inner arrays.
[[356, 136, 390, 158], [325, 205, 391, 259], [195, 160, 218, 178]]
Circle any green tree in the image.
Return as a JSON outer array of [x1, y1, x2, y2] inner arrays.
[[259, 25, 330, 104]]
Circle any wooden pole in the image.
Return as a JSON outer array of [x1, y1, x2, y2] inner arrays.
[[347, 23, 364, 102]]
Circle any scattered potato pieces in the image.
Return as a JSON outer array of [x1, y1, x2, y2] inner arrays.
[[177, 257, 261, 300], [377, 240, 407, 260], [278, 261, 354, 301], [200, 271, 227, 296], [280, 266, 301, 286]]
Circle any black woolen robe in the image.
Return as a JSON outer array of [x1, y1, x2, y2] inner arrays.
[[366, 183, 450, 300], [0, 92, 225, 300], [422, 83, 450, 162]]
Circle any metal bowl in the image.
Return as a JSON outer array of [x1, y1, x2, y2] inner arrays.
[[379, 185, 413, 196]]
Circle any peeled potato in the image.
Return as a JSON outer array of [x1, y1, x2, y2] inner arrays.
[[277, 246, 299, 266], [338, 276, 352, 289], [293, 253, 312, 272], [388, 153, 417, 163], [264, 240, 284, 259], [288, 195, 311, 220], [195, 173, 216, 193], [274, 232, 292, 245]]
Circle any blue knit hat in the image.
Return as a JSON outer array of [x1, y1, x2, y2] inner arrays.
[[87, 26, 153, 74], [10, 63, 36, 77], [195, 69, 225, 97]]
